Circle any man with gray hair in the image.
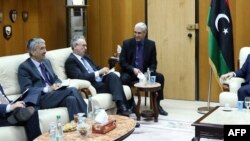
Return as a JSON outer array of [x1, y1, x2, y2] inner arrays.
[[65, 35, 131, 117], [120, 22, 168, 116], [18, 37, 87, 121]]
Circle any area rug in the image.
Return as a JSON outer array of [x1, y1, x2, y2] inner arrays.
[[124, 115, 195, 141]]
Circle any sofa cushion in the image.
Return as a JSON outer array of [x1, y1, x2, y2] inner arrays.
[[0, 53, 29, 96], [45, 47, 72, 80], [0, 126, 27, 141]]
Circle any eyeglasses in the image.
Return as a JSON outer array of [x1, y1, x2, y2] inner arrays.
[[134, 31, 143, 34], [77, 44, 87, 47]]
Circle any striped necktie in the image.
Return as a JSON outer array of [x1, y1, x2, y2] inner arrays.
[[40, 63, 52, 86]]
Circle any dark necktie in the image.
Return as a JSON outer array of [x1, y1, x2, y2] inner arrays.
[[40, 63, 52, 86], [135, 42, 144, 71]]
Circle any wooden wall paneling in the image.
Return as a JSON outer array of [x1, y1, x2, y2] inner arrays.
[[22, 0, 39, 50], [99, 0, 113, 66], [0, 0, 5, 56], [235, 0, 250, 58], [87, 0, 101, 64], [87, 0, 145, 66], [1, 0, 24, 55], [38, 0, 66, 51]]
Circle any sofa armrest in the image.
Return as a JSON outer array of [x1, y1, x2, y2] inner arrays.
[[228, 77, 245, 93], [68, 79, 91, 89]]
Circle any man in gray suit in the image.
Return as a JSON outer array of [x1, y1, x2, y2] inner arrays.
[[18, 38, 87, 121]]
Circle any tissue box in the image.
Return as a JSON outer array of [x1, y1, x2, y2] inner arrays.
[[92, 119, 116, 134]]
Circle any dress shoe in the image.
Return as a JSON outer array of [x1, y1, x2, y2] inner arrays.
[[158, 106, 168, 116], [135, 122, 140, 128], [7, 106, 35, 124], [117, 104, 131, 117], [128, 103, 136, 113]]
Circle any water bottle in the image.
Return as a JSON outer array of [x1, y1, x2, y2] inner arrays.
[[87, 96, 94, 119], [147, 67, 151, 83], [49, 122, 56, 141], [56, 115, 63, 141]]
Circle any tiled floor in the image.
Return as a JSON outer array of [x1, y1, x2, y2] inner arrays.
[[125, 98, 221, 141]]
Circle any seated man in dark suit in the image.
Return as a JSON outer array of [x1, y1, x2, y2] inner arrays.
[[119, 22, 168, 116], [64, 35, 130, 116], [221, 54, 250, 102], [18, 38, 87, 121], [0, 84, 41, 141]]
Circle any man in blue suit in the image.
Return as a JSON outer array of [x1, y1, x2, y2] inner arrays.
[[18, 38, 87, 121], [221, 54, 250, 101], [119, 22, 167, 116], [0, 84, 41, 141]]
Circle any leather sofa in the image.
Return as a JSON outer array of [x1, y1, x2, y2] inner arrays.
[[0, 47, 132, 141]]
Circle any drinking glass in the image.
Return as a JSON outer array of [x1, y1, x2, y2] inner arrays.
[[244, 97, 250, 112]]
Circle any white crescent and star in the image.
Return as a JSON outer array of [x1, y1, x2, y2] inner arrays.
[[214, 13, 230, 35]]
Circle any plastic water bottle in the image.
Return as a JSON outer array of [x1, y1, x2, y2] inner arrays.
[[49, 122, 56, 141], [87, 96, 94, 119], [147, 67, 151, 83], [56, 115, 63, 141]]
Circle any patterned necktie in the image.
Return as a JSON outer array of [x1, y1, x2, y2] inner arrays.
[[0, 92, 9, 104], [40, 63, 52, 86]]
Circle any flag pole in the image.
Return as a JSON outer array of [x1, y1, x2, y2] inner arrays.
[[197, 67, 214, 114]]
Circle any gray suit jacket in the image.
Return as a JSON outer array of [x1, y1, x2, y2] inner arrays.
[[18, 58, 61, 105]]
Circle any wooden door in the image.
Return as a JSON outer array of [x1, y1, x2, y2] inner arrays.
[[147, 0, 196, 100]]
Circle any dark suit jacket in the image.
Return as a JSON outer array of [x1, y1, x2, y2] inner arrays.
[[65, 53, 104, 89], [18, 58, 61, 105], [235, 54, 250, 82], [119, 38, 157, 74]]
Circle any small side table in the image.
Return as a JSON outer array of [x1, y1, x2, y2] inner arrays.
[[134, 82, 161, 122]]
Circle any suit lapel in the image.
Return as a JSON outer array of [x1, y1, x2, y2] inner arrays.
[[28, 59, 43, 80], [71, 54, 88, 73]]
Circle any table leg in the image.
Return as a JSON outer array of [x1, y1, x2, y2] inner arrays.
[[135, 89, 141, 121], [151, 92, 158, 122]]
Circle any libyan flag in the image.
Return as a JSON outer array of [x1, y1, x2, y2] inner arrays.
[[208, 0, 234, 79]]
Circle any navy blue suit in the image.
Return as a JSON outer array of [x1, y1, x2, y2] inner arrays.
[[65, 53, 128, 103], [0, 84, 41, 141], [18, 58, 87, 120], [235, 54, 250, 101], [119, 38, 165, 102]]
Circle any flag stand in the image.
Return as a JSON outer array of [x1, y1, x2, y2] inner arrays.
[[197, 67, 215, 114]]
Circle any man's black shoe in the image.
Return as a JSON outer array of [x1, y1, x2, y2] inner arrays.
[[135, 122, 140, 128], [117, 104, 131, 117], [158, 106, 168, 116], [128, 104, 136, 113]]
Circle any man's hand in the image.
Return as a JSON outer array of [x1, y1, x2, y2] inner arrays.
[[99, 67, 109, 75], [48, 83, 61, 92], [133, 68, 141, 76], [10, 101, 25, 111], [221, 72, 234, 81]]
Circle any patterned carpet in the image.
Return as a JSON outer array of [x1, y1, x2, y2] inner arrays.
[[124, 98, 222, 141]]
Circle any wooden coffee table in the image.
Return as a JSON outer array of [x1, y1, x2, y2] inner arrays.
[[192, 106, 250, 141], [34, 115, 136, 141], [134, 82, 161, 122]]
